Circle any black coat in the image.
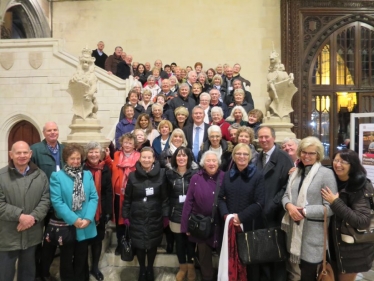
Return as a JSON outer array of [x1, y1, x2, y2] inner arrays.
[[197, 139, 232, 171], [182, 123, 210, 152], [122, 161, 169, 249], [256, 146, 293, 227], [168, 94, 196, 115], [166, 168, 198, 224], [330, 175, 374, 273], [119, 104, 145, 121], [91, 49, 108, 70], [225, 90, 254, 110], [218, 163, 265, 231], [116, 62, 131, 80]]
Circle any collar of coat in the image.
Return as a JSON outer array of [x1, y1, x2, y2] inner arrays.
[[229, 163, 256, 179], [339, 173, 367, 193], [9, 160, 39, 176], [135, 160, 161, 177]]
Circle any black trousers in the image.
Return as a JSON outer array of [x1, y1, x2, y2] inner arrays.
[[59, 240, 89, 281], [114, 194, 126, 243], [174, 232, 195, 264], [299, 259, 322, 281], [0, 245, 37, 281]]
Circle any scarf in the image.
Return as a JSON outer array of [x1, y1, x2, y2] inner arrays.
[[281, 162, 321, 264], [117, 151, 139, 192], [169, 142, 178, 155], [218, 215, 247, 281], [64, 165, 85, 212], [85, 160, 105, 221]]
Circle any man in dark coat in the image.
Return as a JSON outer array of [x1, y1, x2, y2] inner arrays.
[[91, 41, 108, 70], [183, 106, 210, 161], [255, 126, 293, 281], [233, 63, 251, 87], [104, 46, 123, 75], [116, 54, 132, 80], [225, 78, 254, 108], [168, 83, 196, 115]]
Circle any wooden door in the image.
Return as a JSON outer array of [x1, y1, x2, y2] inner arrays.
[[8, 120, 41, 151]]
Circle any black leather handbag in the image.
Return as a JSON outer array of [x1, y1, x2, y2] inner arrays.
[[121, 225, 134, 262], [44, 219, 76, 246], [236, 204, 288, 264], [188, 178, 221, 240]]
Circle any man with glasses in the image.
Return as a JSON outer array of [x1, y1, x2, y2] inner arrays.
[[255, 126, 293, 281]]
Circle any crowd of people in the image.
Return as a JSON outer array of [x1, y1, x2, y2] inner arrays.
[[0, 41, 374, 281]]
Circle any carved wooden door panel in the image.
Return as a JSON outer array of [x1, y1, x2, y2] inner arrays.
[[8, 120, 41, 151]]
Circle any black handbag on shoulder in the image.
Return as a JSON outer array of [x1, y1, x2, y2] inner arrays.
[[188, 177, 221, 240], [44, 219, 76, 246], [236, 204, 288, 264], [121, 225, 134, 262]]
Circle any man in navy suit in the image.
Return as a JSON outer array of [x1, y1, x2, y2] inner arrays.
[[183, 105, 210, 161]]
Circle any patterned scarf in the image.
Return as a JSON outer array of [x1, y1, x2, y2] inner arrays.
[[85, 160, 105, 221], [64, 165, 85, 211]]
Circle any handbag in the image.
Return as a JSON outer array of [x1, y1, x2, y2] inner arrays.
[[317, 206, 335, 281], [44, 219, 76, 246], [188, 177, 221, 240], [236, 205, 288, 264], [340, 191, 374, 244], [120, 225, 134, 262]]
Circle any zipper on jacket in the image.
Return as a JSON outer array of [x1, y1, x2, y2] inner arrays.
[[275, 229, 282, 258]]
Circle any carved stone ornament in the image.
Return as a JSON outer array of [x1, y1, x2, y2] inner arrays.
[[29, 52, 43, 69], [0, 52, 14, 70]]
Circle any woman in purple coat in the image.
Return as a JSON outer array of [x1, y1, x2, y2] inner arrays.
[[181, 151, 225, 281]]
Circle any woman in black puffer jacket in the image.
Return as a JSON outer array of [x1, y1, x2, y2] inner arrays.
[[122, 147, 169, 281], [322, 149, 374, 281], [166, 147, 198, 281]]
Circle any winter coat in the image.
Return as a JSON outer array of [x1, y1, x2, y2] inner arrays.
[[281, 164, 337, 263], [181, 169, 225, 248], [197, 139, 232, 171], [248, 122, 261, 139], [116, 61, 131, 80], [0, 161, 50, 251], [30, 140, 65, 180], [169, 94, 196, 115], [218, 163, 264, 231], [208, 101, 229, 119], [210, 119, 231, 142], [227, 101, 253, 117], [221, 143, 257, 171], [166, 167, 198, 223], [91, 49, 108, 70], [122, 161, 169, 250], [152, 135, 170, 160], [330, 174, 374, 273], [104, 53, 123, 74], [119, 104, 145, 121], [115, 118, 136, 150], [50, 169, 99, 242]]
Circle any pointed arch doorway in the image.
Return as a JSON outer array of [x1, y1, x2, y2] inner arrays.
[[8, 120, 41, 152]]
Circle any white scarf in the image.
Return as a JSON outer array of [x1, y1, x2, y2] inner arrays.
[[281, 162, 321, 264]]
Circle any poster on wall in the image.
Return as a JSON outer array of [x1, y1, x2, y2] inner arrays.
[[359, 123, 374, 184]]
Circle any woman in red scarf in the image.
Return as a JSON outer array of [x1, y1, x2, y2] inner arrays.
[[105, 133, 140, 255], [83, 141, 113, 281]]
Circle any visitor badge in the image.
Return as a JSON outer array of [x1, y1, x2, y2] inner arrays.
[[179, 195, 186, 203], [229, 86, 233, 91], [145, 187, 154, 196]]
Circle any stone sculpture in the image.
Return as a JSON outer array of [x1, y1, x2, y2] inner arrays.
[[68, 48, 98, 120]]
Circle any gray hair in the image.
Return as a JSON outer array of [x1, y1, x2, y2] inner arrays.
[[228, 123, 240, 132], [147, 75, 155, 82], [179, 83, 189, 90], [233, 88, 245, 97], [199, 92, 211, 101], [282, 137, 300, 146], [210, 106, 224, 117], [198, 72, 207, 80], [188, 70, 197, 79], [152, 103, 163, 113], [212, 74, 223, 85], [199, 150, 222, 167], [170, 128, 188, 147], [85, 141, 102, 154], [225, 106, 249, 122], [208, 125, 222, 137]]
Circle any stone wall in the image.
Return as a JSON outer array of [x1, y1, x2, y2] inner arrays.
[[0, 38, 128, 167]]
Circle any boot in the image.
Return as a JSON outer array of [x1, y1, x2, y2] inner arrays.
[[176, 264, 188, 281], [187, 263, 196, 281]]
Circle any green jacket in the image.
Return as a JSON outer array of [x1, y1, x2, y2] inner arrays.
[[31, 139, 65, 180], [0, 161, 50, 251]]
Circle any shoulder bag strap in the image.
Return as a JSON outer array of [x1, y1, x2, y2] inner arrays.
[[211, 176, 222, 221], [321, 206, 328, 274]]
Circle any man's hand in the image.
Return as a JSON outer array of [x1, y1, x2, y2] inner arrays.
[[17, 214, 35, 232]]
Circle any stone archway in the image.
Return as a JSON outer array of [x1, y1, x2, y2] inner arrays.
[[0, 0, 50, 38], [8, 120, 41, 151]]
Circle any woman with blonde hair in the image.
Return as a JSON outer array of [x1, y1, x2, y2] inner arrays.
[[152, 120, 173, 160], [173, 106, 189, 129], [138, 90, 153, 115]]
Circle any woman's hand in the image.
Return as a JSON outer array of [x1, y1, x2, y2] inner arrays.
[[321, 186, 339, 204], [186, 232, 190, 236], [233, 213, 241, 226], [74, 218, 83, 228], [285, 203, 305, 222], [80, 219, 91, 229]]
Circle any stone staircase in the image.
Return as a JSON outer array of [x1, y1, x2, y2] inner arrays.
[[45, 223, 374, 281]]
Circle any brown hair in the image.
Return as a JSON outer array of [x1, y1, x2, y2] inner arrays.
[[62, 143, 84, 163], [248, 109, 264, 123]]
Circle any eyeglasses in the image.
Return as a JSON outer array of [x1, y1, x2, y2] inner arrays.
[[300, 151, 317, 156], [235, 153, 250, 157], [333, 159, 350, 165], [209, 135, 221, 139]]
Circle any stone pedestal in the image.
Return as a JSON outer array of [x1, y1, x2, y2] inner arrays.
[[62, 117, 110, 148], [262, 116, 296, 143]]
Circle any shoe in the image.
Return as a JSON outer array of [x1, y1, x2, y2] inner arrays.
[[90, 270, 104, 281], [176, 264, 188, 281], [146, 269, 154, 281], [115, 245, 121, 256], [187, 263, 196, 281], [138, 269, 147, 281]]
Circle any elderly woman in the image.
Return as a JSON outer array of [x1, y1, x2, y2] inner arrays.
[[83, 142, 113, 281], [191, 82, 203, 104], [134, 113, 159, 145], [236, 126, 258, 165], [321, 149, 374, 281], [138, 89, 153, 115], [159, 129, 189, 169], [119, 89, 145, 121], [169, 75, 179, 94], [133, 129, 151, 151], [206, 68, 216, 85], [173, 106, 189, 129], [218, 143, 265, 280], [166, 147, 199, 281], [122, 147, 168, 281], [198, 72, 209, 92], [115, 104, 137, 150], [210, 106, 231, 141], [199, 92, 211, 124], [143, 75, 161, 100], [50, 143, 98, 281], [150, 103, 166, 129], [282, 137, 300, 166], [197, 125, 232, 171], [281, 136, 337, 281], [105, 133, 140, 255], [225, 105, 249, 126], [181, 151, 225, 281], [227, 89, 253, 115], [152, 120, 173, 160], [211, 74, 226, 102]]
